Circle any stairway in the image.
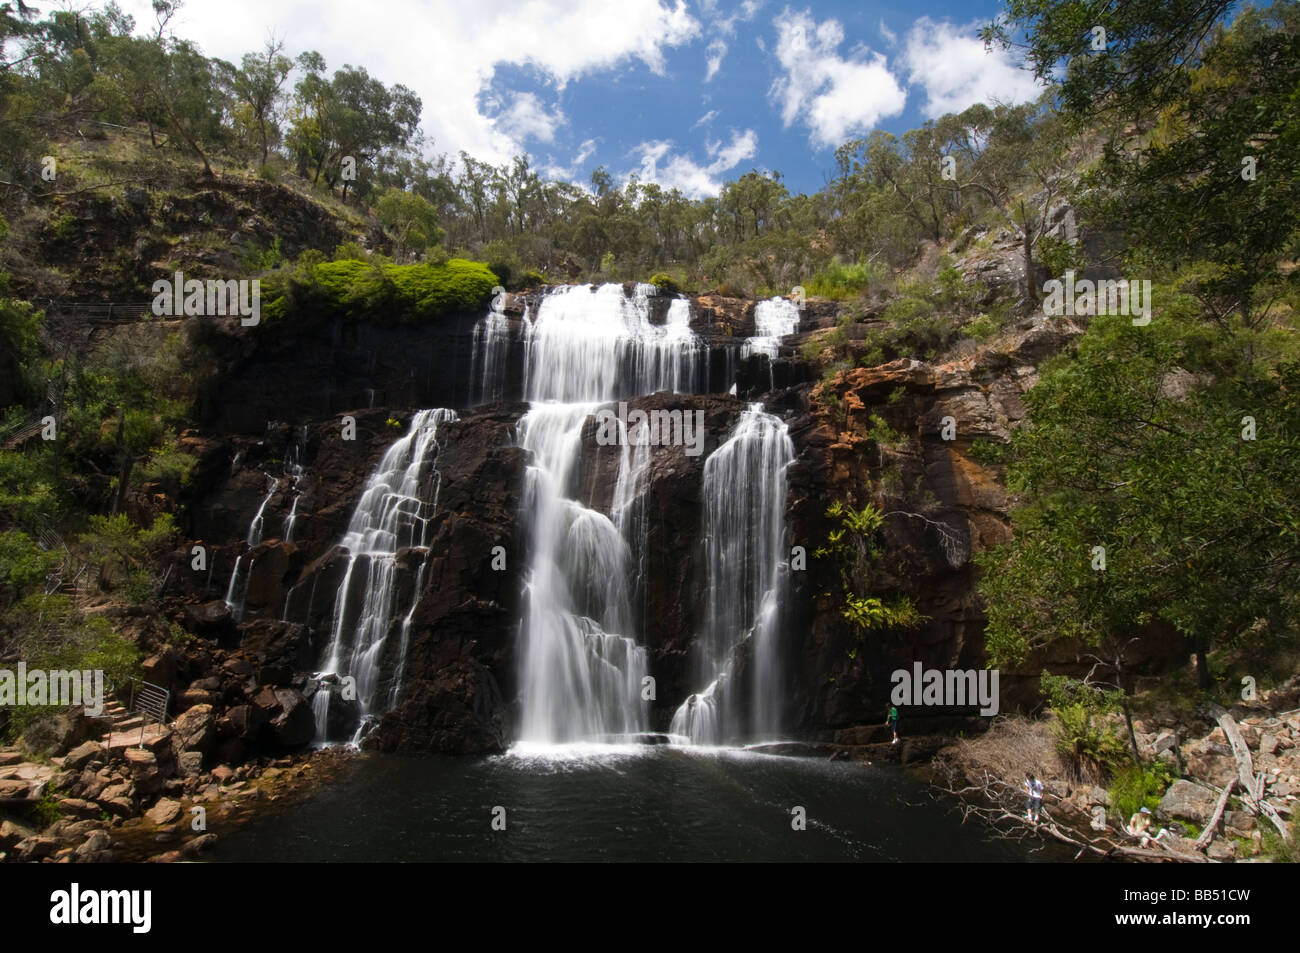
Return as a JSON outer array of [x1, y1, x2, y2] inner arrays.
[[98, 698, 146, 742], [99, 680, 171, 748]]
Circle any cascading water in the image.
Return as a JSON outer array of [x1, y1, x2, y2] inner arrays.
[[670, 405, 794, 745], [470, 303, 516, 405], [514, 283, 704, 746], [282, 425, 308, 542], [742, 297, 801, 360], [522, 284, 701, 402], [224, 473, 277, 622], [742, 297, 801, 388], [312, 408, 458, 743]]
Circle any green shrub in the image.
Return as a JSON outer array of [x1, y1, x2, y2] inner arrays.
[[1037, 235, 1084, 281], [649, 273, 679, 294], [964, 313, 1000, 343], [261, 257, 500, 325], [1109, 762, 1175, 823], [806, 257, 885, 300], [332, 241, 368, 262], [1042, 673, 1128, 784]]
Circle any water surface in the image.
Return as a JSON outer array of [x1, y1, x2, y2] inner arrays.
[[212, 746, 1063, 862]]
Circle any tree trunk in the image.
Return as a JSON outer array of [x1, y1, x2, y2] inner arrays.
[[1023, 228, 1037, 303], [112, 407, 130, 516], [1122, 700, 1141, 763], [1195, 642, 1212, 690]]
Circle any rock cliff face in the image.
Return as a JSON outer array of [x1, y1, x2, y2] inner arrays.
[[162, 287, 1183, 756]]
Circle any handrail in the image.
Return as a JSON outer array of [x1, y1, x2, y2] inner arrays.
[[127, 676, 171, 749]]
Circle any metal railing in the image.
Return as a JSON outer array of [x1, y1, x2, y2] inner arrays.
[[127, 677, 171, 749]]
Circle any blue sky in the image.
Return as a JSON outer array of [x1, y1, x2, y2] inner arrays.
[[106, 0, 1045, 197]]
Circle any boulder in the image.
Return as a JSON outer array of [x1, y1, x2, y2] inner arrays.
[[1224, 811, 1256, 834], [172, 704, 215, 753], [178, 751, 205, 777], [1158, 780, 1220, 825], [1206, 839, 1236, 861], [56, 797, 102, 820], [0, 819, 34, 849], [182, 833, 218, 857], [144, 797, 182, 826], [16, 836, 59, 860], [184, 601, 235, 641], [125, 747, 157, 768], [223, 704, 264, 741], [19, 707, 100, 758], [74, 829, 113, 862], [141, 647, 181, 690], [177, 688, 220, 710], [1152, 731, 1178, 755], [1184, 751, 1236, 788], [0, 778, 32, 799], [98, 795, 135, 819], [63, 740, 105, 772], [271, 688, 315, 747]]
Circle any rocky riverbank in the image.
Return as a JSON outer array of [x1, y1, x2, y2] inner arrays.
[[0, 700, 359, 863], [932, 676, 1300, 862]]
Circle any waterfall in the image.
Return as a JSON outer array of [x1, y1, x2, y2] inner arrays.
[[224, 473, 277, 622], [514, 283, 704, 746], [471, 304, 515, 405], [742, 297, 801, 388], [313, 408, 458, 743], [523, 284, 702, 402], [283, 425, 308, 543], [670, 404, 794, 745]]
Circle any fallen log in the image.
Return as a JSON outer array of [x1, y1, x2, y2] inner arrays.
[[1208, 704, 1258, 799], [1194, 779, 1235, 851], [1109, 844, 1213, 863]]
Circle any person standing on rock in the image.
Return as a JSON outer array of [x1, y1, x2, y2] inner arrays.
[[1024, 773, 1044, 825], [886, 705, 900, 744]]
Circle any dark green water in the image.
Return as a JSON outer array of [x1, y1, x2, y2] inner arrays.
[[212, 745, 1065, 862]]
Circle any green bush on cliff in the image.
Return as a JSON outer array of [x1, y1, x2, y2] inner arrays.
[[261, 256, 500, 325], [649, 273, 679, 295], [814, 501, 925, 634]]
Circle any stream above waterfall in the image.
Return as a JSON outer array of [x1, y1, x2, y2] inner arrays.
[[208, 747, 1068, 862]]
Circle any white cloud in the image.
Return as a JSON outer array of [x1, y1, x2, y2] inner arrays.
[[691, 109, 719, 130], [879, 19, 897, 46], [702, 0, 763, 80], [902, 18, 1043, 118], [627, 128, 758, 198], [715, 0, 763, 35], [706, 128, 758, 170], [114, 0, 700, 167], [493, 92, 565, 144], [573, 138, 598, 166], [705, 39, 727, 82], [769, 9, 907, 150], [541, 138, 600, 182]]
